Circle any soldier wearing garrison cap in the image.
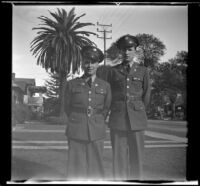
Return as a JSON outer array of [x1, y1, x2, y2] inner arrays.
[[97, 34, 151, 180], [64, 45, 111, 180]]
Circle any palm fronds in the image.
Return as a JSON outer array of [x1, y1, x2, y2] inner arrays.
[[30, 7, 96, 75]]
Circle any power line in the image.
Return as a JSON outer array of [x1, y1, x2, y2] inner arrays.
[[96, 22, 112, 65]]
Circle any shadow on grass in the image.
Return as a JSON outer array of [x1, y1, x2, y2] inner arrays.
[[11, 156, 66, 181]]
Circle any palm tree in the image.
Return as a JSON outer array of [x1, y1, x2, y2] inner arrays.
[[30, 7, 97, 116]]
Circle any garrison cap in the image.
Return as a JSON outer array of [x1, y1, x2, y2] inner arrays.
[[81, 46, 104, 63], [116, 34, 139, 50]]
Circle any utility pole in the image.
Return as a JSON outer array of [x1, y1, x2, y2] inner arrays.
[[97, 22, 112, 65]]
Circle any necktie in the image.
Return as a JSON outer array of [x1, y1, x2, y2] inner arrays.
[[125, 64, 130, 73], [87, 77, 92, 87]]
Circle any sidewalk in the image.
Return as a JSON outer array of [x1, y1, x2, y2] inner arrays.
[[16, 120, 187, 128], [148, 119, 187, 125], [24, 120, 52, 125]]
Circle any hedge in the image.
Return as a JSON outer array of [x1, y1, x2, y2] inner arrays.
[[12, 103, 33, 124]]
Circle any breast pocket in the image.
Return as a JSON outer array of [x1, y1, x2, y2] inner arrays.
[[95, 87, 106, 96], [130, 76, 143, 91], [95, 86, 106, 104], [71, 86, 84, 104], [72, 87, 83, 93]]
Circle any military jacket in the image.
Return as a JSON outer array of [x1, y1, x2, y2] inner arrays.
[[97, 63, 151, 131], [64, 76, 111, 141]]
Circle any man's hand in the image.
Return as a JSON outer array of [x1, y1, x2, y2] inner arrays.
[[60, 113, 69, 125], [105, 110, 111, 125], [105, 55, 123, 66]]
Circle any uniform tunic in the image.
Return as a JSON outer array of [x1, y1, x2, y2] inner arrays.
[[97, 63, 151, 180], [64, 76, 111, 180]]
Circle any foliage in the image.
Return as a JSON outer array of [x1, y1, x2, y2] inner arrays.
[[43, 73, 73, 116], [12, 103, 33, 124], [43, 97, 59, 116], [148, 51, 187, 120], [44, 72, 60, 98], [44, 116, 67, 125], [43, 72, 60, 116], [30, 7, 96, 74], [136, 33, 166, 68], [156, 51, 187, 94]]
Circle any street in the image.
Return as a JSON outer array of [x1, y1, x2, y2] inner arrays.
[[11, 120, 187, 181]]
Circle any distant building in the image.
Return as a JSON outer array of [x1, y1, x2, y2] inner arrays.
[[12, 82, 24, 104], [12, 73, 47, 119], [13, 77, 36, 96], [12, 73, 26, 104]]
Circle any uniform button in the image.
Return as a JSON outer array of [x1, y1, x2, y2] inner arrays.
[[88, 106, 92, 109], [127, 78, 130, 81], [88, 98, 91, 101], [95, 84, 98, 87], [89, 91, 92, 94], [127, 85, 129, 89], [134, 69, 137, 72]]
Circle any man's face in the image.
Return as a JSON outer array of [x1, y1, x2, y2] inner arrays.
[[121, 46, 137, 63], [83, 59, 99, 76]]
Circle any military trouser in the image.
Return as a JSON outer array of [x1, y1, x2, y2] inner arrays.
[[66, 138, 105, 180], [110, 129, 145, 180]]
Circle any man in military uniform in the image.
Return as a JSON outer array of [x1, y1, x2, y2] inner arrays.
[[64, 46, 112, 180], [97, 34, 151, 180]]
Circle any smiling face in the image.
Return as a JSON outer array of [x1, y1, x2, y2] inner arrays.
[[83, 59, 99, 76]]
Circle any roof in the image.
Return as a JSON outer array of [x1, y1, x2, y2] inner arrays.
[[12, 80, 24, 93], [14, 78, 36, 92], [12, 83, 24, 94]]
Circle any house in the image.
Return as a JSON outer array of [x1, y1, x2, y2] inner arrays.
[[12, 73, 28, 104], [12, 73, 36, 102], [13, 77, 36, 96], [12, 81, 24, 104], [12, 73, 46, 119]]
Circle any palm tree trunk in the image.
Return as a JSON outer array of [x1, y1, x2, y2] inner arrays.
[[58, 73, 67, 117]]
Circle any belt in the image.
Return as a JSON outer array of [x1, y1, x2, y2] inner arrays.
[[71, 107, 103, 116], [126, 95, 142, 101], [114, 95, 142, 102]]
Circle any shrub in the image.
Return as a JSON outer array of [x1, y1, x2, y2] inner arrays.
[[44, 116, 66, 125], [12, 103, 33, 124]]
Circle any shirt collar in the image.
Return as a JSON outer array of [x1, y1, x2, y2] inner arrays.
[[81, 74, 97, 83]]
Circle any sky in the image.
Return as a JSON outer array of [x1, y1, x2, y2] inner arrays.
[[13, 5, 188, 86]]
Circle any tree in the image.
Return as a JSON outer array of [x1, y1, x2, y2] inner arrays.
[[30, 8, 97, 117], [167, 51, 187, 118], [168, 51, 187, 90], [136, 33, 166, 68], [45, 72, 60, 99], [43, 73, 60, 115], [150, 51, 187, 120]]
